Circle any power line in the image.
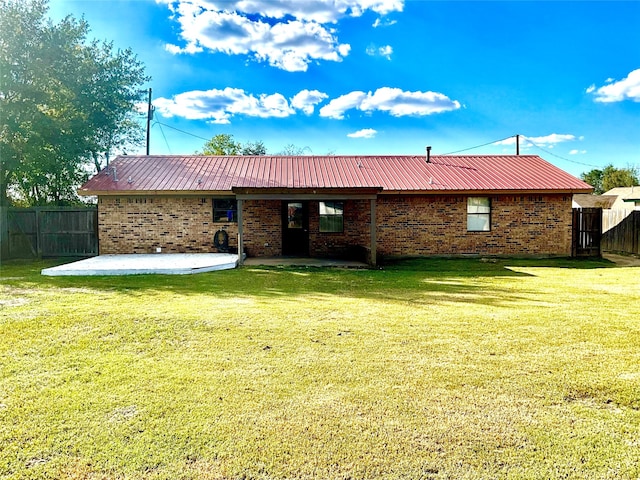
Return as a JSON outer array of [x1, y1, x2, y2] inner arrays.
[[441, 134, 602, 171], [440, 135, 514, 155], [521, 137, 601, 169], [153, 120, 211, 142], [154, 121, 172, 154]]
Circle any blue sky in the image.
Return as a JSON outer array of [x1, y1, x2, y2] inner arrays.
[[49, 0, 640, 177]]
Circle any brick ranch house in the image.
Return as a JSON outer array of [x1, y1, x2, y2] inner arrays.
[[78, 154, 592, 265]]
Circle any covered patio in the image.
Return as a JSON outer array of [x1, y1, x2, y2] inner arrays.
[[233, 187, 380, 266]]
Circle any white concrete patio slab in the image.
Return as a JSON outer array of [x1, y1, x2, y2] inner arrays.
[[41, 253, 239, 276]]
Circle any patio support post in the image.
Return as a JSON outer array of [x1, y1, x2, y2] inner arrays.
[[237, 199, 244, 265], [370, 198, 377, 267]]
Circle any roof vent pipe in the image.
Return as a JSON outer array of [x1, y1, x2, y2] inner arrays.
[[426, 146, 431, 163], [112, 166, 118, 182]]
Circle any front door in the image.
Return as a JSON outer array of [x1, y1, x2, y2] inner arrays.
[[282, 201, 309, 256]]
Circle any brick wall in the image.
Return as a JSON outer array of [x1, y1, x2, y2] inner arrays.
[[98, 196, 237, 254], [308, 199, 371, 259], [242, 199, 281, 257], [377, 194, 573, 257], [98, 193, 573, 258]]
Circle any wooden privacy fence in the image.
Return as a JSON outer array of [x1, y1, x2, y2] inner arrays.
[[602, 210, 640, 255], [0, 207, 98, 259]]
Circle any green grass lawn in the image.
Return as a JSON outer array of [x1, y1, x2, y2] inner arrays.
[[1, 257, 639, 479]]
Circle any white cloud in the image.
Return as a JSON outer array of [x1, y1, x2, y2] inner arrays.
[[347, 128, 377, 138], [366, 44, 393, 59], [210, 0, 405, 23], [158, 0, 403, 71], [379, 45, 393, 59], [319, 91, 368, 119], [588, 68, 640, 103], [154, 87, 295, 124], [153, 85, 461, 124], [163, 7, 349, 72], [569, 149, 587, 155], [362, 87, 460, 116], [373, 17, 397, 28], [494, 134, 579, 148], [320, 87, 460, 119], [526, 134, 578, 146], [291, 89, 329, 115]]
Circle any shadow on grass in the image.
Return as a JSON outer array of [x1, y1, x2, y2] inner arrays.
[[0, 256, 619, 310], [381, 256, 617, 271]]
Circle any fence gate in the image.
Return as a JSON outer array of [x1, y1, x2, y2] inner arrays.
[[572, 208, 602, 257], [602, 210, 640, 256]]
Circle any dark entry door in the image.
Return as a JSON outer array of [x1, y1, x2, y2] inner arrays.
[[282, 201, 309, 256]]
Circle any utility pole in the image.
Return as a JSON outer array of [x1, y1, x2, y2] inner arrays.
[[146, 88, 154, 155]]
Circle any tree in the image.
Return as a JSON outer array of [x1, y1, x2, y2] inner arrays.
[[0, 0, 149, 206], [241, 140, 267, 156], [581, 164, 639, 195], [198, 134, 266, 156], [602, 165, 638, 193], [581, 169, 604, 194], [278, 144, 311, 155], [79, 42, 149, 173], [199, 134, 241, 155]]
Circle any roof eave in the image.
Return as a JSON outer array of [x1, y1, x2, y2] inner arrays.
[[81, 187, 594, 197], [77, 189, 235, 197], [379, 188, 593, 195]]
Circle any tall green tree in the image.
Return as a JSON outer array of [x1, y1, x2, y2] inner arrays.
[[581, 164, 639, 194], [199, 134, 241, 155], [0, 0, 148, 206], [198, 134, 266, 156], [78, 40, 149, 173]]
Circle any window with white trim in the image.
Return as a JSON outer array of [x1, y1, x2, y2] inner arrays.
[[319, 201, 344, 233], [467, 197, 491, 232]]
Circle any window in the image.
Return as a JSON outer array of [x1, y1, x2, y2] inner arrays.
[[213, 198, 237, 222], [319, 201, 344, 233], [286, 202, 304, 229], [467, 197, 491, 232]]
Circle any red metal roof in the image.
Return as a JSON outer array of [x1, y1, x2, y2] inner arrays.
[[79, 154, 592, 195]]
